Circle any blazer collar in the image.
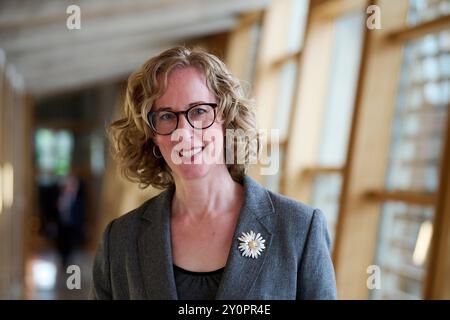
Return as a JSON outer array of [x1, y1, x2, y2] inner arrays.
[[138, 175, 275, 299]]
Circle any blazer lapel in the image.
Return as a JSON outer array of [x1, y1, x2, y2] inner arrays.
[[138, 185, 178, 299], [215, 176, 275, 299]]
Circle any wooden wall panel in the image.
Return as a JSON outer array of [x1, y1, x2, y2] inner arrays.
[[0, 60, 29, 299], [332, 0, 409, 299]]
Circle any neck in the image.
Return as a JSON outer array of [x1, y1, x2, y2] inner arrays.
[[172, 166, 243, 219]]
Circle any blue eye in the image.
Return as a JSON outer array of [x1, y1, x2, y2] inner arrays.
[[159, 112, 176, 121], [191, 107, 207, 115]]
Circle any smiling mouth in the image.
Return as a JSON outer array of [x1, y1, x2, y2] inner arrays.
[[179, 146, 205, 158]]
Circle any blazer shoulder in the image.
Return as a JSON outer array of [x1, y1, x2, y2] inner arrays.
[[111, 198, 149, 226], [266, 189, 317, 221], [264, 189, 330, 242], [107, 190, 166, 238], [262, 189, 333, 276]]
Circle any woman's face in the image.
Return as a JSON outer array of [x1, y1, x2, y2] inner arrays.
[[152, 67, 225, 181]]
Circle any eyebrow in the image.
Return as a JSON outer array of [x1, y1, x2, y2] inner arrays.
[[153, 101, 209, 112]]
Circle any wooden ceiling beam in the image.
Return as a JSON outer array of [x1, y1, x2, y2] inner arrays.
[[27, 45, 169, 98], [0, 0, 268, 53], [0, 0, 171, 29], [20, 17, 235, 96], [12, 16, 236, 77]]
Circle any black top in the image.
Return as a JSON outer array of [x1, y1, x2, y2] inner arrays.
[[173, 264, 225, 300]]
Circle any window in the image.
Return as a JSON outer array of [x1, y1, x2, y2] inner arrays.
[[386, 31, 449, 193], [309, 10, 365, 245], [408, 0, 450, 25], [373, 202, 434, 299], [311, 173, 342, 244], [35, 129, 74, 179], [252, 0, 310, 191], [372, 29, 450, 299]]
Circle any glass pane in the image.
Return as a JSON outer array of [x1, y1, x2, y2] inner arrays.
[[386, 30, 450, 193], [35, 129, 56, 172], [319, 11, 365, 166], [244, 22, 262, 85], [373, 29, 450, 300], [264, 146, 285, 193], [262, 0, 309, 62], [308, 11, 364, 247], [273, 60, 297, 140], [408, 0, 450, 26], [372, 202, 434, 299], [90, 132, 105, 176], [310, 173, 342, 247], [35, 129, 74, 180], [286, 0, 310, 53]]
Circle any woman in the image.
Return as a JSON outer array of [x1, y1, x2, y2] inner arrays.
[[91, 46, 337, 300]]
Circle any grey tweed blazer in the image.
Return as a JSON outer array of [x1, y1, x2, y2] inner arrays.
[[90, 175, 337, 300]]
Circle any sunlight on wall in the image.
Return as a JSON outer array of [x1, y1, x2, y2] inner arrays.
[[413, 220, 433, 266], [0, 163, 14, 212], [31, 259, 57, 291], [3, 163, 14, 209]]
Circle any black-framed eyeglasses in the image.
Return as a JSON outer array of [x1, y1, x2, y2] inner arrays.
[[147, 102, 218, 135]]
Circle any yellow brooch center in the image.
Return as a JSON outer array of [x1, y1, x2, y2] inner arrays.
[[238, 231, 266, 259], [248, 240, 257, 250]]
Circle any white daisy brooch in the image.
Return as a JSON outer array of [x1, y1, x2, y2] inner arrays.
[[238, 231, 266, 259]]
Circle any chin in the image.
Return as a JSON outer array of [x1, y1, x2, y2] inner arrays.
[[174, 163, 212, 181], [166, 141, 223, 181]]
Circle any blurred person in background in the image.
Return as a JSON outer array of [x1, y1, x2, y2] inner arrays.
[[56, 171, 86, 268], [37, 174, 61, 243]]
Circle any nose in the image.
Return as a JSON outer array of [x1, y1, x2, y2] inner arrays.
[[174, 114, 194, 143], [177, 113, 192, 130]]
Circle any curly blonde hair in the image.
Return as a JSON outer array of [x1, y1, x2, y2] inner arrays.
[[109, 46, 257, 190]]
